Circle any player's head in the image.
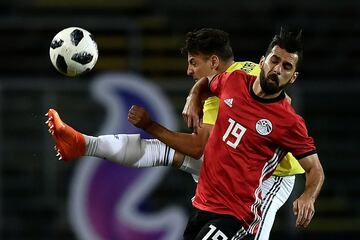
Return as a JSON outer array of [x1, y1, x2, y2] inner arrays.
[[181, 28, 234, 81], [259, 27, 303, 95]]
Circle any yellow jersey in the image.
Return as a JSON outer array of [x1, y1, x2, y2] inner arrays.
[[202, 61, 305, 177]]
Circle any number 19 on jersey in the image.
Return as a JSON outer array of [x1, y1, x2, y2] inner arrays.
[[222, 118, 246, 149]]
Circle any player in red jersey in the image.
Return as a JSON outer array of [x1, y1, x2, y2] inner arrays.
[[178, 28, 325, 239], [46, 28, 324, 239]]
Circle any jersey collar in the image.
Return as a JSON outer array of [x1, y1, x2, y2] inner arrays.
[[249, 79, 286, 103]]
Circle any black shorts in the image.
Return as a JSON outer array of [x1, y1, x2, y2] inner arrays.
[[183, 208, 254, 240]]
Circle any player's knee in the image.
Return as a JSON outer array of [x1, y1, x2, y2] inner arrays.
[[96, 134, 144, 166], [122, 134, 145, 166]]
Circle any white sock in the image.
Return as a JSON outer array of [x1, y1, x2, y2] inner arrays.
[[84, 134, 174, 168], [179, 155, 203, 178]]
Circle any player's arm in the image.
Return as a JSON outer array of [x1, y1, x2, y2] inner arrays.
[[182, 76, 214, 133], [128, 105, 212, 159], [293, 153, 324, 228]]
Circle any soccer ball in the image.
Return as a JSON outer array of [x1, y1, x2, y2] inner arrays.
[[49, 27, 98, 77]]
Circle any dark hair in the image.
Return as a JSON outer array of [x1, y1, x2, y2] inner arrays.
[[181, 28, 234, 61], [266, 27, 303, 70]]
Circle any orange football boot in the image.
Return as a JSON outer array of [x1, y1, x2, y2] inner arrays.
[[45, 108, 85, 161]]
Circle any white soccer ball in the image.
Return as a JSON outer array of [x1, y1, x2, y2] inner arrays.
[[49, 27, 98, 77]]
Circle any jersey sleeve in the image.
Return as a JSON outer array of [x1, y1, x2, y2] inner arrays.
[[282, 117, 317, 159], [202, 96, 219, 125]]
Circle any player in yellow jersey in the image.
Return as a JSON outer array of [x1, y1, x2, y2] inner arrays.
[[46, 28, 319, 239]]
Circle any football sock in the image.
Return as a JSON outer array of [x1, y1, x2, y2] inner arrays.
[[84, 134, 174, 167], [179, 155, 203, 176]]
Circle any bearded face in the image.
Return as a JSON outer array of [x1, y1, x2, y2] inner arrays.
[[259, 46, 299, 95], [259, 68, 292, 95]]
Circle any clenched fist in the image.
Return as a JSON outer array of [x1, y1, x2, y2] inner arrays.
[[128, 105, 153, 130]]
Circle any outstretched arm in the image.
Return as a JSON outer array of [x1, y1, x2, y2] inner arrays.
[[293, 153, 324, 228], [128, 105, 213, 159]]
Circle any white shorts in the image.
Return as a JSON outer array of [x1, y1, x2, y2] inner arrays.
[[255, 175, 295, 240]]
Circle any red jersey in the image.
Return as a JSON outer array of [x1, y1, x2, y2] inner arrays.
[[193, 70, 316, 234]]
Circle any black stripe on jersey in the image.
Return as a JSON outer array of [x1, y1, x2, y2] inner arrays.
[[249, 148, 286, 234], [254, 177, 283, 240], [248, 148, 284, 234], [262, 149, 285, 179], [232, 226, 247, 240], [163, 146, 168, 166], [167, 146, 171, 165], [165, 146, 169, 166], [294, 149, 317, 160]]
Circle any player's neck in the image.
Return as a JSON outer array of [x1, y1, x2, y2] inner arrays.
[[252, 78, 283, 99], [217, 60, 235, 73]]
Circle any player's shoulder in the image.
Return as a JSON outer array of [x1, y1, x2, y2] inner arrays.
[[223, 68, 248, 78], [222, 70, 252, 87], [281, 99, 306, 125], [226, 61, 260, 76], [213, 66, 254, 89]]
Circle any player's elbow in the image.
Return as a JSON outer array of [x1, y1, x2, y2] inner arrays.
[[191, 152, 203, 160], [187, 146, 204, 159], [313, 160, 325, 177], [318, 164, 325, 184], [307, 161, 325, 186], [185, 133, 208, 159]]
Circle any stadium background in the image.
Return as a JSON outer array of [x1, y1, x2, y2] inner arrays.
[[1, 0, 359, 239]]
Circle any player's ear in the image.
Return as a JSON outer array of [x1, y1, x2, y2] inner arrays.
[[290, 71, 299, 84], [210, 55, 220, 70], [259, 56, 265, 68]]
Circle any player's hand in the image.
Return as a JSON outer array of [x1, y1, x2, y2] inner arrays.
[[293, 194, 315, 228], [128, 105, 153, 130], [182, 95, 203, 133]]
